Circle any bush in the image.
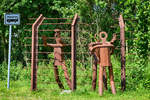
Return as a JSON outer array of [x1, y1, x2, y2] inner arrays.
[[0, 61, 30, 81]]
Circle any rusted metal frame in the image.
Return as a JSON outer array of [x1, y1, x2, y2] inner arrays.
[[119, 14, 126, 91], [25, 52, 71, 54], [27, 59, 51, 61], [71, 14, 78, 91], [24, 36, 71, 39], [39, 30, 71, 32], [31, 14, 45, 91], [24, 29, 71, 32], [45, 18, 72, 20], [25, 44, 71, 47], [27, 23, 71, 25], [29, 18, 72, 20], [42, 23, 71, 25]]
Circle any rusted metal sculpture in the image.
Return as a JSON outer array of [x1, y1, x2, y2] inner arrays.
[[89, 32, 116, 96], [42, 29, 72, 90], [91, 34, 107, 91]]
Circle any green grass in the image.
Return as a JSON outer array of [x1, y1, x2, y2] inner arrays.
[[0, 80, 150, 100], [0, 56, 150, 100]]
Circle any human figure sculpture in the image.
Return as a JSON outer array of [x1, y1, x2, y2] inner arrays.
[[89, 32, 116, 95], [42, 29, 72, 90], [91, 34, 107, 91]]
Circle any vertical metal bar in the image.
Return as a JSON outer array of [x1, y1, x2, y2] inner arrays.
[[31, 14, 44, 91], [7, 25, 12, 89], [109, 66, 116, 94], [71, 14, 78, 91], [119, 14, 126, 91], [98, 64, 103, 96]]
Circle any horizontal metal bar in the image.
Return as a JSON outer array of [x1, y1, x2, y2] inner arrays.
[[25, 52, 71, 54], [26, 23, 71, 25], [37, 67, 53, 69], [24, 44, 71, 46], [45, 18, 72, 20], [24, 29, 71, 32], [42, 23, 71, 25], [24, 37, 71, 39], [38, 82, 57, 84], [28, 18, 72, 20], [39, 30, 71, 32], [26, 59, 50, 61]]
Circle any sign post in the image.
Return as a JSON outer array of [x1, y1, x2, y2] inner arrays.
[[4, 13, 20, 89]]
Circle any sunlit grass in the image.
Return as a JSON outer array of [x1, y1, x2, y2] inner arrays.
[[0, 56, 150, 100], [0, 80, 150, 100]]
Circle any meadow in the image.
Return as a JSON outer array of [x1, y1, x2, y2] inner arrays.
[[0, 55, 150, 100]]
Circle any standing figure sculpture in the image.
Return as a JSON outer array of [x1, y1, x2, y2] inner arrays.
[[42, 29, 72, 90], [89, 32, 116, 95], [91, 34, 108, 91]]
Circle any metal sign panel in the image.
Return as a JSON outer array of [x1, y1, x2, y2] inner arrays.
[[4, 14, 20, 25]]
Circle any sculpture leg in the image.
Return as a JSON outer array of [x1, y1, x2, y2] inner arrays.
[[92, 56, 97, 91], [108, 66, 116, 94], [103, 67, 107, 90], [54, 65, 64, 89], [62, 61, 72, 90], [99, 64, 103, 96]]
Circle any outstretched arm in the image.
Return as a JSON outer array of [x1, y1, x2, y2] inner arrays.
[[88, 42, 102, 47], [47, 44, 64, 47], [42, 35, 65, 47], [110, 34, 116, 44]]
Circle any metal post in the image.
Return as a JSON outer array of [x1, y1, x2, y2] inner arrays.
[[7, 25, 12, 89], [31, 14, 44, 91], [71, 14, 78, 91], [119, 14, 126, 91]]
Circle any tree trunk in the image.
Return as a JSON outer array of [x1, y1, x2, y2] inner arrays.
[[1, 35, 8, 63]]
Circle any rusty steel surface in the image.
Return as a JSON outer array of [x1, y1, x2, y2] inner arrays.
[[91, 34, 107, 91], [92, 54, 98, 91], [54, 65, 64, 89], [88, 32, 116, 95], [119, 14, 126, 91], [42, 29, 72, 90], [71, 13, 78, 91], [31, 14, 45, 91], [29, 17, 72, 20], [24, 29, 71, 32]]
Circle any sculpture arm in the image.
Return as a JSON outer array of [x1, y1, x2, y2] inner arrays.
[[88, 42, 102, 47], [42, 35, 65, 47], [47, 44, 64, 47], [110, 47, 115, 55], [110, 34, 116, 44], [89, 45, 101, 52]]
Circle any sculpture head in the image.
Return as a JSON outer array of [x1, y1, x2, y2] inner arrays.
[[54, 29, 62, 44]]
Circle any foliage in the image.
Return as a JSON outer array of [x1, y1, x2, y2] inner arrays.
[[0, 61, 24, 81], [116, 0, 150, 63]]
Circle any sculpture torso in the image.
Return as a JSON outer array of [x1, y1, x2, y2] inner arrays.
[[54, 37, 63, 66], [54, 47, 63, 66]]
